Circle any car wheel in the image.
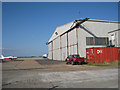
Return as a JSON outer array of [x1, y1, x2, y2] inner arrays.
[[71, 61, 75, 65], [79, 62, 82, 65], [66, 61, 69, 64]]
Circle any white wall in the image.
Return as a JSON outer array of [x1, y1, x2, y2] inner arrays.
[[78, 21, 118, 58], [108, 30, 120, 47], [48, 20, 119, 60]]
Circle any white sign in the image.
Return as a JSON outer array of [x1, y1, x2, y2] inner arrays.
[[97, 50, 102, 54]]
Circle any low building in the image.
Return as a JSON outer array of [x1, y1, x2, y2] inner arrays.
[[47, 18, 119, 61], [108, 29, 120, 47]]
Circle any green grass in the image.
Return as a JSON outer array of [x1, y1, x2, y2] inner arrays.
[[94, 64, 111, 67], [87, 63, 111, 67], [87, 61, 119, 67]]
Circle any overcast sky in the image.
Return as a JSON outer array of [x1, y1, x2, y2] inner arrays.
[[2, 2, 118, 56]]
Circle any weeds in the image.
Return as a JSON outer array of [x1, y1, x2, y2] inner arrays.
[[87, 61, 119, 67]]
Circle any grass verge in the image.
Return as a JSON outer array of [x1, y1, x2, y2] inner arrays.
[[86, 61, 119, 67]]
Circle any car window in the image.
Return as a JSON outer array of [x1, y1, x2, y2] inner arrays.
[[69, 56, 72, 58], [73, 55, 80, 58], [67, 56, 70, 58]]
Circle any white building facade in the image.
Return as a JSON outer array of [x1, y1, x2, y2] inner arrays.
[[108, 29, 120, 47], [47, 18, 119, 61]]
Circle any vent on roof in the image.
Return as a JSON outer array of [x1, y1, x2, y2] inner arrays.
[[55, 32, 58, 35]]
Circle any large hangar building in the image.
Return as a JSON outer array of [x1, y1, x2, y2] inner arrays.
[[47, 18, 119, 61]]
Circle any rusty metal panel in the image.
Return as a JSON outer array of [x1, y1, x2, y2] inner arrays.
[[86, 47, 120, 63]]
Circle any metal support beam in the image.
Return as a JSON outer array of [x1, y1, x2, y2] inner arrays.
[[52, 41, 53, 60], [60, 36, 62, 61], [76, 28, 79, 55], [67, 33, 69, 56]]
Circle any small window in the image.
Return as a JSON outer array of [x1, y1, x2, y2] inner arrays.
[[73, 55, 80, 58], [55, 32, 58, 35], [86, 37, 109, 45]]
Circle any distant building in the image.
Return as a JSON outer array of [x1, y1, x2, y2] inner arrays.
[[47, 18, 119, 61], [108, 29, 120, 47]]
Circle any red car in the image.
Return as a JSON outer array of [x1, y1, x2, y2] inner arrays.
[[65, 55, 84, 65]]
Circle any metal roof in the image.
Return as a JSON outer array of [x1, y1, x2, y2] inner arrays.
[[47, 19, 119, 44], [108, 29, 120, 33]]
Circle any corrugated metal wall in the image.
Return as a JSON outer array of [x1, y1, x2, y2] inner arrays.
[[48, 28, 78, 61], [48, 20, 119, 61], [86, 47, 120, 63]]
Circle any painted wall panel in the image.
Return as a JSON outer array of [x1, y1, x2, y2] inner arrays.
[[86, 47, 120, 63], [61, 34, 67, 47], [53, 37, 60, 50], [62, 47, 67, 61], [61, 34, 67, 60], [48, 42, 52, 59], [68, 29, 76, 46], [48, 51, 52, 59]]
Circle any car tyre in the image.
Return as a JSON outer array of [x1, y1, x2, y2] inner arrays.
[[66, 61, 69, 64], [10, 58, 13, 60], [80, 62, 83, 65], [71, 61, 75, 65]]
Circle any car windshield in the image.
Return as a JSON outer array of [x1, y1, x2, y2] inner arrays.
[[73, 55, 80, 58]]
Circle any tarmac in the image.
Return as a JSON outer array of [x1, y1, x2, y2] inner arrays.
[[2, 58, 119, 88]]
